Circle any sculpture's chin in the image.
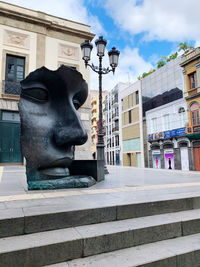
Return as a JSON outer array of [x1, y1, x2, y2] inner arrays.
[[39, 167, 70, 178]]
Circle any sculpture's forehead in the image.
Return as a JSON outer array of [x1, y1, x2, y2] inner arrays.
[[20, 66, 88, 105]]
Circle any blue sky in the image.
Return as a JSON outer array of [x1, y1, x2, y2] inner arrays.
[[2, 0, 200, 90]]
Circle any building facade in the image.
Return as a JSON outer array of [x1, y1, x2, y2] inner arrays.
[[104, 82, 129, 165], [141, 56, 184, 168], [146, 98, 192, 170], [180, 47, 200, 171], [0, 1, 94, 164], [120, 80, 145, 167], [90, 90, 108, 159]]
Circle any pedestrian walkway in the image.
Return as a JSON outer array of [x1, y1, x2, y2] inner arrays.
[[0, 165, 200, 205]]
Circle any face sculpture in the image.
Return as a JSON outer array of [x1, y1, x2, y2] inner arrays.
[[18, 65, 95, 190]]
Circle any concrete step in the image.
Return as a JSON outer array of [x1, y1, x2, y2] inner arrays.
[[1, 208, 200, 266], [2, 194, 200, 238], [64, 233, 200, 267]]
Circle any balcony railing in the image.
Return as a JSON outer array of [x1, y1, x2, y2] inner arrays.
[[112, 125, 119, 132], [112, 98, 118, 105], [112, 112, 119, 119], [2, 80, 21, 95], [103, 106, 108, 112]]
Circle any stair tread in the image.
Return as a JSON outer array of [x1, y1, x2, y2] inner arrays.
[[1, 208, 200, 254], [75, 208, 200, 238], [63, 233, 200, 267]]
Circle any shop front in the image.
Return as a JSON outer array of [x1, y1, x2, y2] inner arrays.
[[148, 127, 191, 170]]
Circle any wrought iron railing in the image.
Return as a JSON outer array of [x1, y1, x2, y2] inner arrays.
[[2, 80, 21, 95], [112, 125, 119, 132], [112, 112, 119, 119]]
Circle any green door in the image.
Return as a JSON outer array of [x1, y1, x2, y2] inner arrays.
[[0, 121, 23, 163], [0, 123, 12, 163]]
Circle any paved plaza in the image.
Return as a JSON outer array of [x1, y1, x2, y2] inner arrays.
[[0, 165, 200, 204]]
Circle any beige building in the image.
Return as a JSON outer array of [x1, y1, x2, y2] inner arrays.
[[0, 1, 94, 164], [90, 90, 108, 158], [121, 80, 145, 167]]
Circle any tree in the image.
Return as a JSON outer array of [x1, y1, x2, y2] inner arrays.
[[166, 52, 178, 62], [157, 57, 167, 69], [177, 42, 194, 54], [137, 69, 156, 80]]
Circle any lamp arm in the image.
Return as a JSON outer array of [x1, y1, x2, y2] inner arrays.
[[85, 62, 99, 73], [84, 61, 115, 74], [102, 67, 115, 75]]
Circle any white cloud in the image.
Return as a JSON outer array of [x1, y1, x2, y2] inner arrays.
[[90, 46, 153, 91], [104, 0, 200, 42]]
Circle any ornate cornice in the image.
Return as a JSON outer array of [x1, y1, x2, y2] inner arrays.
[[0, 7, 95, 40]]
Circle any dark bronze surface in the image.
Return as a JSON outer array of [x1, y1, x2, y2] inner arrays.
[[18, 65, 96, 189]]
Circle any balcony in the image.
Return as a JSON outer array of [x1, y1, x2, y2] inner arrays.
[[91, 130, 96, 138], [2, 80, 21, 96], [112, 98, 118, 106], [91, 98, 97, 105], [91, 121, 97, 128], [103, 106, 108, 112], [91, 104, 97, 112], [112, 112, 119, 119], [91, 115, 96, 122], [112, 125, 119, 134]]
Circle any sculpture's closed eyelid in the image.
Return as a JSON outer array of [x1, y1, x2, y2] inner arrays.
[[21, 86, 49, 102]]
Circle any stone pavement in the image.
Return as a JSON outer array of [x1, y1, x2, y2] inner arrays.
[[0, 164, 200, 204]]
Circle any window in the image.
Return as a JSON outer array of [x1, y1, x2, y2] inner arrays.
[[163, 114, 170, 130], [115, 135, 119, 146], [5, 55, 25, 95], [190, 103, 200, 126], [151, 118, 157, 133], [189, 72, 197, 89], [178, 107, 186, 128], [129, 110, 132, 123], [136, 91, 139, 104], [2, 111, 20, 122]]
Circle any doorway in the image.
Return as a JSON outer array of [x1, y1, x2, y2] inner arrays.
[[180, 147, 189, 170], [193, 146, 200, 171], [0, 111, 23, 164]]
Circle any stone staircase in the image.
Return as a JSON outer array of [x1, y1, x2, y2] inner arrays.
[[1, 194, 200, 266]]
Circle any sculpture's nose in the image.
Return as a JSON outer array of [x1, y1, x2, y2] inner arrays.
[[54, 112, 88, 147]]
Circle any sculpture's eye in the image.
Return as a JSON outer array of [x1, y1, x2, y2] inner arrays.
[[73, 99, 81, 110], [21, 88, 48, 102]]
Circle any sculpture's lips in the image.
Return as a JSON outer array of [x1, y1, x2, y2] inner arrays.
[[39, 157, 73, 178]]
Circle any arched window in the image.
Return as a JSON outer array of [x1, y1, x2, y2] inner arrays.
[[190, 102, 200, 126], [178, 107, 186, 127]]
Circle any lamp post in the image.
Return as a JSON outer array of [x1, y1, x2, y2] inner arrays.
[[81, 36, 120, 175]]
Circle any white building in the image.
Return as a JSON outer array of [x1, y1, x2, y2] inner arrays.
[[104, 82, 129, 165], [146, 98, 193, 170]]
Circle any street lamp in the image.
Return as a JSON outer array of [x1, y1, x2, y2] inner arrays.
[[81, 36, 120, 176]]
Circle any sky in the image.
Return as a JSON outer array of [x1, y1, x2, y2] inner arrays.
[[2, 0, 200, 91]]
